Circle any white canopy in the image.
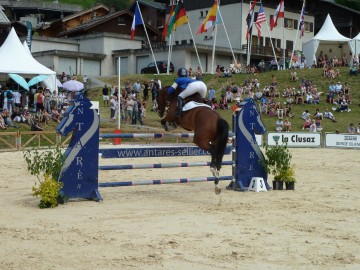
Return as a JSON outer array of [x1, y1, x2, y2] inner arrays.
[[348, 33, 360, 65], [303, 14, 351, 66], [0, 28, 56, 91]]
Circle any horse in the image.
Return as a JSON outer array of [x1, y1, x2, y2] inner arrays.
[[229, 98, 270, 191], [56, 92, 101, 201], [157, 87, 229, 195]]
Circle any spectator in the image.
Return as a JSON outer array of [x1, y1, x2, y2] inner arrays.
[[219, 94, 228, 110], [125, 96, 134, 124], [291, 70, 297, 82], [102, 84, 110, 107], [309, 120, 317, 132], [211, 98, 219, 110], [275, 118, 283, 132], [356, 123, 360, 134], [196, 66, 203, 80], [223, 68, 231, 77], [349, 64, 358, 76], [188, 67, 193, 77], [314, 108, 323, 128], [283, 118, 291, 132], [125, 81, 131, 94], [302, 115, 312, 130], [110, 95, 117, 123], [50, 107, 60, 123], [258, 60, 265, 72], [208, 87, 216, 100], [0, 114, 7, 129], [133, 80, 141, 97], [4, 88, 15, 114], [36, 89, 44, 112], [11, 107, 26, 123], [143, 81, 149, 101], [225, 90, 233, 103], [323, 109, 336, 122], [348, 123, 356, 134], [270, 58, 278, 70]]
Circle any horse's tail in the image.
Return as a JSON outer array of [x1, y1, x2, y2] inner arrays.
[[215, 118, 229, 170]]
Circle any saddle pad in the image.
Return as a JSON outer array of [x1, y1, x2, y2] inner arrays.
[[182, 101, 212, 111]]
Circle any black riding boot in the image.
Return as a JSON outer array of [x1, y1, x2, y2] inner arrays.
[[176, 96, 184, 118]]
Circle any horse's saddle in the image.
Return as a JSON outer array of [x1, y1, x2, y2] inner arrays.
[[182, 101, 211, 111]]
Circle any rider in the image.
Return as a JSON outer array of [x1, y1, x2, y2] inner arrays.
[[168, 68, 207, 117]]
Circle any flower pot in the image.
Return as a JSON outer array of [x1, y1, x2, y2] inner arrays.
[[285, 182, 295, 190], [272, 180, 284, 190]]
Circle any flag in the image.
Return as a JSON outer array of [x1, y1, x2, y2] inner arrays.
[[162, 2, 175, 38], [131, 3, 143, 40], [255, 4, 266, 38], [163, 0, 189, 38], [270, 0, 284, 31], [299, 2, 305, 38], [174, 0, 188, 30], [246, 0, 257, 40], [197, 0, 218, 34]]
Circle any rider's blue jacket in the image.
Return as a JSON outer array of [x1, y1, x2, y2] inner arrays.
[[167, 77, 197, 94]]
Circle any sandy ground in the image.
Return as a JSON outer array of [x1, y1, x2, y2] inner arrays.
[[0, 147, 360, 270]]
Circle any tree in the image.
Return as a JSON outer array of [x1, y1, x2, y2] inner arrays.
[[336, 0, 360, 12]]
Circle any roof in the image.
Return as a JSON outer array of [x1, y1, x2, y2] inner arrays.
[[57, 10, 161, 37], [312, 14, 351, 41], [320, 0, 360, 16], [61, 3, 109, 22], [0, 5, 10, 23]]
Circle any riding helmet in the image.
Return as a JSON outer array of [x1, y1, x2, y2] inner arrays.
[[177, 68, 188, 77]]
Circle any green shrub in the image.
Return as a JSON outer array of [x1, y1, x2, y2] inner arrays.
[[23, 146, 67, 208]]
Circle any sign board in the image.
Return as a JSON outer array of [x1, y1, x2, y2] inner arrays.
[[325, 133, 360, 149], [267, 132, 321, 147]]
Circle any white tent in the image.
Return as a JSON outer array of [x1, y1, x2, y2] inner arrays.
[[348, 32, 360, 65], [302, 14, 351, 67], [0, 27, 56, 91]]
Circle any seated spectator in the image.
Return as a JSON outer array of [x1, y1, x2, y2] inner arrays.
[[302, 115, 312, 130], [284, 104, 294, 118], [301, 110, 310, 120], [267, 107, 277, 117], [219, 94, 228, 110], [314, 108, 323, 128], [196, 66, 203, 80], [215, 66, 222, 78], [275, 118, 283, 132], [283, 118, 292, 132], [305, 92, 314, 104], [51, 106, 61, 123], [309, 120, 317, 132], [334, 99, 350, 112], [356, 123, 360, 134], [211, 98, 219, 110], [225, 90, 233, 103], [258, 59, 265, 72], [348, 123, 356, 134], [349, 65, 358, 76], [323, 109, 336, 122], [270, 58, 278, 70], [188, 67, 193, 77], [223, 68, 232, 77], [1, 109, 19, 128], [295, 91, 304, 105], [291, 70, 297, 82], [11, 107, 26, 123], [254, 89, 263, 101]]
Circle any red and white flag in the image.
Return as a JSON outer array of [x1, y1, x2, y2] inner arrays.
[[270, 0, 284, 31], [131, 3, 143, 40], [255, 4, 266, 38], [246, 0, 257, 40]]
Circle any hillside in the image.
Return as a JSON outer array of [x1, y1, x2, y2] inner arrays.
[[95, 66, 359, 134]]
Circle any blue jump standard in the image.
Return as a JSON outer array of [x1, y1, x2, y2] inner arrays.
[[99, 176, 234, 187]]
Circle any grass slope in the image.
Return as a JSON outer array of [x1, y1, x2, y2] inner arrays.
[[98, 66, 359, 134]]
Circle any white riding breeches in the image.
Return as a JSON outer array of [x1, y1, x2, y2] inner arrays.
[[178, 81, 207, 99]]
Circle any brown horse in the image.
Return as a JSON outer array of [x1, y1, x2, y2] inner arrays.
[[157, 87, 229, 194]]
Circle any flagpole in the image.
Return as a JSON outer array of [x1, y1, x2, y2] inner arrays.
[[264, 18, 279, 69], [211, 23, 218, 74], [289, 0, 305, 68], [167, 32, 173, 75], [188, 23, 203, 73], [282, 16, 285, 69], [217, 7, 238, 66], [136, 1, 160, 74]]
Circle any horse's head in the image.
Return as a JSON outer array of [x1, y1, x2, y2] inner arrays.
[[239, 98, 266, 135], [56, 93, 91, 136]]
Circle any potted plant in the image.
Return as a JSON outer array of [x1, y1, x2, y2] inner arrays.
[[261, 140, 294, 190]]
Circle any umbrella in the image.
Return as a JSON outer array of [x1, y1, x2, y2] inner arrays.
[[28, 75, 49, 87], [62, 80, 84, 92], [9, 73, 29, 90]]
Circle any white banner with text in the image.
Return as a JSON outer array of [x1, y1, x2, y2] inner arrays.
[[267, 132, 322, 147], [325, 133, 360, 149]]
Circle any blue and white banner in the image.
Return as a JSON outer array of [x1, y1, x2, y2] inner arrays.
[[267, 132, 321, 147], [325, 133, 360, 148], [25, 21, 32, 52]]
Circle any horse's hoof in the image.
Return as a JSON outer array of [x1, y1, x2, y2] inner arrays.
[[215, 185, 222, 195]]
